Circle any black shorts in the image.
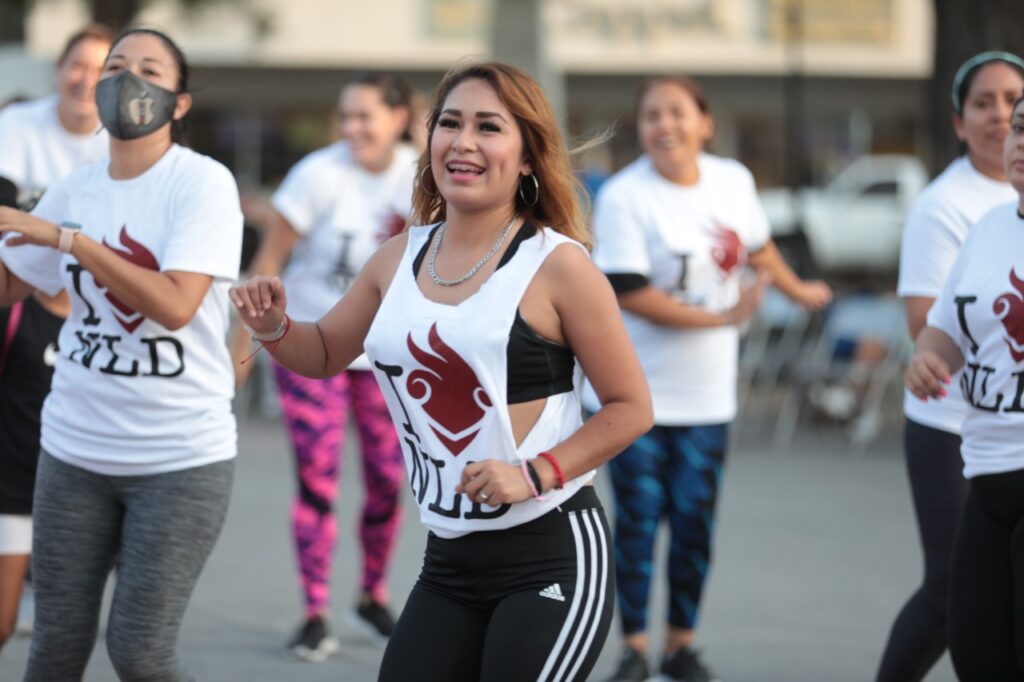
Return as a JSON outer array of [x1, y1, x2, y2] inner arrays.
[[378, 486, 614, 682]]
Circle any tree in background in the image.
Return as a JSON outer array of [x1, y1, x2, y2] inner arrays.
[[930, 0, 1024, 173]]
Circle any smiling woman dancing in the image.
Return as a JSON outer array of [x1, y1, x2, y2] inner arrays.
[[231, 62, 652, 682]]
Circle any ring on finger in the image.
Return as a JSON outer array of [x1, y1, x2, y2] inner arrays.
[[479, 492, 489, 502]]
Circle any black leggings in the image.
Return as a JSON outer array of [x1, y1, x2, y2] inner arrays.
[[378, 487, 614, 682], [876, 419, 965, 682], [948, 467, 1024, 681]]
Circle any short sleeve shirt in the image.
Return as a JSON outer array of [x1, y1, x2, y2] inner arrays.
[[0, 145, 243, 475], [927, 204, 1024, 477], [0, 95, 108, 200], [898, 157, 1016, 433], [583, 153, 770, 425]]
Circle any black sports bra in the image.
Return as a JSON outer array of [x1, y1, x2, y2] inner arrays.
[[412, 221, 575, 404]]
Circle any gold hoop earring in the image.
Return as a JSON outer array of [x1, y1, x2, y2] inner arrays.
[[518, 173, 539, 207], [418, 165, 437, 197]]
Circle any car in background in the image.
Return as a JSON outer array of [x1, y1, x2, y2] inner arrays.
[[759, 155, 928, 272]]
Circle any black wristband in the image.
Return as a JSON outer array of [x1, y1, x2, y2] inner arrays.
[[526, 461, 543, 493]]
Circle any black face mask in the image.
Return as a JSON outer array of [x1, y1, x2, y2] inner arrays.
[[95, 71, 178, 140]]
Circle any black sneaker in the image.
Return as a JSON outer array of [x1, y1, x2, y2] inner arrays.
[[345, 598, 396, 647], [606, 646, 650, 681], [287, 615, 339, 663], [659, 646, 720, 682]]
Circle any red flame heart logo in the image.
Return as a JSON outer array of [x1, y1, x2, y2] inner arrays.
[[406, 323, 492, 455], [709, 222, 745, 276], [994, 267, 1024, 362], [97, 226, 160, 333], [377, 211, 407, 244]]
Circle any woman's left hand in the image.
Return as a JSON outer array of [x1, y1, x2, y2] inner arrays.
[[0, 207, 60, 249], [794, 279, 833, 311], [457, 459, 533, 506]]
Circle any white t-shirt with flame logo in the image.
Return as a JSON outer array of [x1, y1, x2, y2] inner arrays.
[[927, 204, 1024, 477], [583, 153, 770, 425], [898, 156, 1017, 435], [272, 142, 416, 370], [364, 225, 593, 538], [0, 145, 243, 475]]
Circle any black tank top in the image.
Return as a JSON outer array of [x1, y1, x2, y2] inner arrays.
[[412, 221, 575, 404]]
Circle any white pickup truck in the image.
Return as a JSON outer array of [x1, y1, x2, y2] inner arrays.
[[758, 155, 928, 272]]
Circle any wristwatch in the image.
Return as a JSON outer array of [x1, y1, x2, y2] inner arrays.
[[57, 221, 81, 254]]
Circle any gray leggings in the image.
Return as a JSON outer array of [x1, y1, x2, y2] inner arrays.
[[24, 451, 234, 682]]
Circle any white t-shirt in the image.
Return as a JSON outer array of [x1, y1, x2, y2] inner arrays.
[[583, 153, 770, 425], [0, 145, 243, 476], [0, 95, 109, 200], [898, 157, 1016, 434], [272, 141, 416, 370], [927, 204, 1024, 478]]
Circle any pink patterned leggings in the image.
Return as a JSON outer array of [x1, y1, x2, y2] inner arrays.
[[273, 366, 404, 619]]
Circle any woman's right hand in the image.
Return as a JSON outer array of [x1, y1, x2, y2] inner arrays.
[[723, 270, 770, 326], [905, 350, 952, 401], [229, 275, 288, 334]]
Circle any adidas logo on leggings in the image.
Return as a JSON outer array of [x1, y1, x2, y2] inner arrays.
[[539, 583, 566, 602]]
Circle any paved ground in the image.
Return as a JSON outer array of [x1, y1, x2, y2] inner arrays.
[[0, 415, 957, 681]]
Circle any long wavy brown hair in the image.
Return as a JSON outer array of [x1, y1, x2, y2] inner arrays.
[[411, 62, 592, 248]]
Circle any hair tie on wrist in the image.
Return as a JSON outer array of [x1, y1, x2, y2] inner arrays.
[[520, 460, 546, 501]]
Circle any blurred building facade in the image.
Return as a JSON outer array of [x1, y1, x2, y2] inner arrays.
[[1, 0, 934, 191]]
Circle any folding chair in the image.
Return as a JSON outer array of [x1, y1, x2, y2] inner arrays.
[[771, 294, 907, 450]]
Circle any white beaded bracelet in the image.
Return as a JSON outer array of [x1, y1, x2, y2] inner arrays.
[[245, 315, 289, 343]]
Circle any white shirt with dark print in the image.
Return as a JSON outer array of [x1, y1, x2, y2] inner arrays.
[[363, 224, 592, 539], [583, 153, 770, 425], [272, 141, 416, 370], [0, 145, 242, 475], [898, 156, 1017, 434], [927, 203, 1024, 477]]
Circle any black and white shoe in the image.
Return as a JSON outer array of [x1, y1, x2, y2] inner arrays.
[[288, 615, 339, 663], [345, 598, 396, 647], [658, 646, 720, 682], [606, 646, 651, 681]]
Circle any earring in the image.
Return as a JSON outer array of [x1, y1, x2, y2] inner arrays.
[[518, 173, 539, 207], [418, 165, 437, 197]]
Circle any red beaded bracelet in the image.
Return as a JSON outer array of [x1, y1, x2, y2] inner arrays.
[[537, 451, 564, 490]]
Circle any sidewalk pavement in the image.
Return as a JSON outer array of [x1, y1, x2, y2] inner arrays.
[[0, 419, 956, 681]]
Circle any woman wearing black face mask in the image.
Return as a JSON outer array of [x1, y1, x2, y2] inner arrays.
[[0, 29, 243, 680]]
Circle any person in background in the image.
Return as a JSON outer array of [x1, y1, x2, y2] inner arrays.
[[0, 181, 66, 654], [234, 73, 416, 661], [0, 23, 113, 648], [0, 23, 112, 209], [879, 51, 1024, 682], [905, 92, 1024, 682], [588, 75, 831, 682], [0, 28, 243, 679]]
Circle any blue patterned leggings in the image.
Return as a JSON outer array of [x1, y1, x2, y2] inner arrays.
[[608, 423, 727, 635]]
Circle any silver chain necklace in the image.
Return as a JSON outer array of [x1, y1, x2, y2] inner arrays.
[[427, 213, 519, 287]]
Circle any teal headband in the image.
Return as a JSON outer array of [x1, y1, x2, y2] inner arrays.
[[951, 51, 1024, 113]]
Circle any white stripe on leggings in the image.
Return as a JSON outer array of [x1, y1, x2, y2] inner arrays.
[[536, 511, 588, 681], [561, 510, 610, 682], [535, 509, 608, 682]]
